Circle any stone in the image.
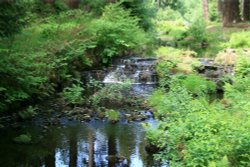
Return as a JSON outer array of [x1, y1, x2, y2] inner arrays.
[[82, 114, 91, 121], [13, 134, 32, 144]]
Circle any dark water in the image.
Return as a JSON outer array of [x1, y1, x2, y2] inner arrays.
[[0, 119, 166, 167]]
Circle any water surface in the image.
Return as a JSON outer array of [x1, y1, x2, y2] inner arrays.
[[0, 119, 165, 167]]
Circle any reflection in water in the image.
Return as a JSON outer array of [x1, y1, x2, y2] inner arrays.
[[0, 120, 167, 167]]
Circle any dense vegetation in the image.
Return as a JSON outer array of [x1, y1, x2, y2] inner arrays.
[[144, 0, 250, 166], [0, 0, 155, 113], [1, 0, 250, 166]]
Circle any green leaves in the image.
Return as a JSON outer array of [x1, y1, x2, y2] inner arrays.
[[0, 1, 27, 37], [62, 81, 84, 105], [147, 72, 250, 166], [88, 4, 147, 64]]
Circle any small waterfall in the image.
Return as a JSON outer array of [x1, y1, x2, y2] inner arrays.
[[103, 57, 158, 96], [103, 65, 126, 83]]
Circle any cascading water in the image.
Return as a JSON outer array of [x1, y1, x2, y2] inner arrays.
[[103, 57, 158, 96]]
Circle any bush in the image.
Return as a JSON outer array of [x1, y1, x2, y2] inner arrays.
[[143, 123, 167, 148], [88, 4, 147, 64], [146, 73, 250, 166], [90, 81, 131, 107], [0, 50, 52, 112], [18, 106, 37, 120], [106, 109, 120, 123], [0, 1, 27, 37], [179, 74, 216, 96], [209, 0, 219, 22], [226, 31, 250, 48], [235, 51, 250, 77], [155, 47, 199, 88], [62, 81, 84, 105], [183, 19, 208, 53]]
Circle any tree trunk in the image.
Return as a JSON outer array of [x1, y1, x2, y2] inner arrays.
[[202, 0, 209, 21], [43, 0, 54, 5], [218, 0, 223, 20], [223, 0, 241, 27], [106, 0, 117, 3], [243, 0, 250, 21], [67, 0, 80, 9]]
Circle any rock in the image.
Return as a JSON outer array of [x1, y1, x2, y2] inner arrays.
[[124, 114, 131, 118], [110, 120, 119, 124], [43, 126, 48, 130], [0, 124, 4, 129], [82, 114, 91, 121], [13, 134, 32, 144], [98, 112, 106, 119]]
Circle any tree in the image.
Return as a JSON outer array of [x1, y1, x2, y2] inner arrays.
[[202, 0, 209, 20], [222, 0, 241, 26], [0, 1, 26, 38], [243, 0, 250, 21]]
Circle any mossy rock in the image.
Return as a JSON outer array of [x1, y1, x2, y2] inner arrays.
[[13, 134, 32, 144]]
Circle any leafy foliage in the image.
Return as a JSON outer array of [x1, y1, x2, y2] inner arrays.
[[90, 82, 131, 107], [120, 0, 156, 31], [0, 50, 52, 112], [0, 1, 27, 37], [88, 4, 147, 64], [18, 106, 37, 120], [179, 74, 216, 96], [147, 68, 250, 166], [226, 31, 250, 48], [235, 51, 250, 77], [106, 109, 120, 122], [62, 80, 84, 105]]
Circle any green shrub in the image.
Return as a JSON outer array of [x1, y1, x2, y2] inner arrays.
[[0, 1, 27, 37], [90, 81, 131, 107], [106, 109, 120, 123], [88, 4, 147, 64], [62, 81, 84, 105], [226, 31, 250, 48], [155, 47, 199, 88], [209, 0, 219, 22], [179, 74, 216, 96], [143, 123, 167, 148], [184, 19, 208, 53], [0, 50, 52, 112], [18, 106, 37, 120], [156, 8, 182, 21], [235, 52, 250, 77], [224, 77, 250, 113], [147, 73, 250, 166], [163, 109, 250, 166]]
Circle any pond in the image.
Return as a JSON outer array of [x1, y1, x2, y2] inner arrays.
[[0, 118, 167, 167]]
